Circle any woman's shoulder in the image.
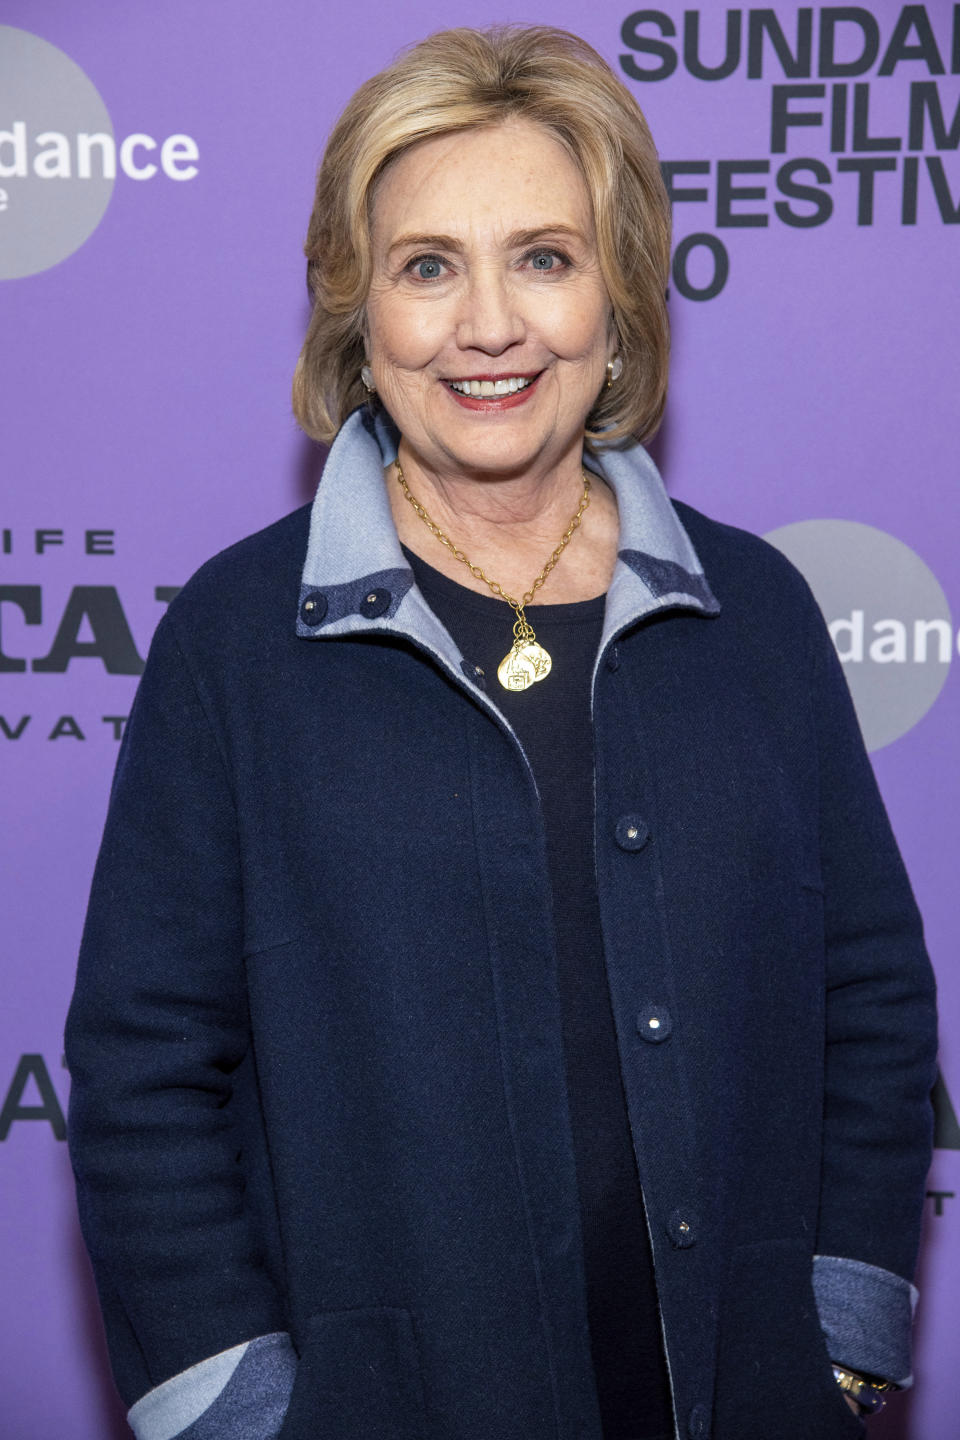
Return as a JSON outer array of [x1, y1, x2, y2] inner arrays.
[[672, 497, 820, 623], [161, 503, 313, 651]]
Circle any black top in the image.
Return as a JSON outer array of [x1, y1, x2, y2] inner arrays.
[[403, 545, 673, 1440]]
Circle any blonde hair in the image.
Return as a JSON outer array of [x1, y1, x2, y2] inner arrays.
[[292, 25, 671, 446]]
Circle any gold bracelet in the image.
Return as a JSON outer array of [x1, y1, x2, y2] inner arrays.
[[832, 1366, 896, 1414]]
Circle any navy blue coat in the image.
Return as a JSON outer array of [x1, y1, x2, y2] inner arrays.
[[66, 411, 937, 1440]]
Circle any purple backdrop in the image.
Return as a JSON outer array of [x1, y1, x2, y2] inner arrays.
[[2, 3, 957, 1436]]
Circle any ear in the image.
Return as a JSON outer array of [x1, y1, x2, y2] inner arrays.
[[606, 310, 620, 354]]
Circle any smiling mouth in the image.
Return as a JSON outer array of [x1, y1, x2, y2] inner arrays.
[[445, 374, 540, 397]]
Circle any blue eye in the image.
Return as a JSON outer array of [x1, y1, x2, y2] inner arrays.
[[527, 249, 570, 273], [412, 256, 444, 280]]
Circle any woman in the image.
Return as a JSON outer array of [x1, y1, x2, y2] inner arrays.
[[66, 25, 937, 1440]]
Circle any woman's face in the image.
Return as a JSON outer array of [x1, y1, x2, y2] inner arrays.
[[365, 118, 616, 483]]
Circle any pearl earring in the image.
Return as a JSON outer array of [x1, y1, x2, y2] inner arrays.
[[360, 364, 375, 393], [606, 355, 623, 387]]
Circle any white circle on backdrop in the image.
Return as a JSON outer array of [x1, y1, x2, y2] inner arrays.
[[764, 520, 953, 752], [0, 26, 115, 280]]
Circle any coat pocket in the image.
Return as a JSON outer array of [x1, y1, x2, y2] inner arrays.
[[713, 1238, 864, 1440], [277, 1306, 427, 1440]]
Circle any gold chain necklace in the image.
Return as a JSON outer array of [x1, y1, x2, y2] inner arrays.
[[395, 459, 591, 692]]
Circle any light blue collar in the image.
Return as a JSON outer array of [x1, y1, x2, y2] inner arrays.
[[297, 406, 719, 704]]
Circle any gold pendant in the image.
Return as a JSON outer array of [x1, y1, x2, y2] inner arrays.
[[498, 645, 536, 691], [497, 640, 552, 692], [520, 640, 552, 682]]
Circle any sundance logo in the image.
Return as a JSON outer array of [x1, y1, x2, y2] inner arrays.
[[765, 519, 953, 752], [0, 26, 198, 280]]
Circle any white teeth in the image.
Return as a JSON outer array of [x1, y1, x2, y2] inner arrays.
[[449, 376, 533, 396]]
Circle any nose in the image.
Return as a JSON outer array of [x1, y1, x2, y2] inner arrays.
[[455, 266, 525, 355]]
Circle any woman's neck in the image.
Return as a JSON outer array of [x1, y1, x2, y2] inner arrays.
[[386, 444, 620, 604]]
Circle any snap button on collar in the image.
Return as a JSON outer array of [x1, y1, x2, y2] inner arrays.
[[300, 592, 328, 626], [359, 587, 391, 618]]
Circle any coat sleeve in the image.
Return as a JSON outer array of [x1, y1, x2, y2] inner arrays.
[[65, 609, 295, 1432], [805, 592, 938, 1386]]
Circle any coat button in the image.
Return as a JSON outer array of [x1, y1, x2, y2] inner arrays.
[[605, 644, 620, 672], [667, 1209, 699, 1248], [300, 592, 327, 626], [461, 659, 487, 690], [615, 815, 650, 851], [636, 1005, 672, 1043], [359, 587, 391, 618], [688, 1403, 710, 1437]]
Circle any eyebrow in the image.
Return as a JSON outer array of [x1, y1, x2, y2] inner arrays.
[[386, 224, 589, 256]]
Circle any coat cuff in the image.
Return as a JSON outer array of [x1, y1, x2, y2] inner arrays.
[[813, 1255, 918, 1388], [127, 1332, 296, 1440]]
